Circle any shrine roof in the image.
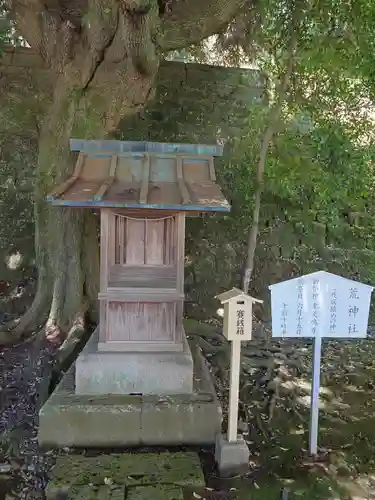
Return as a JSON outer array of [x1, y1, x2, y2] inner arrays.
[[46, 139, 230, 212]]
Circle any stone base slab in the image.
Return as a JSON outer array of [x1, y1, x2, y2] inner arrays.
[[47, 484, 184, 499], [215, 434, 250, 477], [39, 340, 222, 448], [76, 330, 193, 395], [46, 451, 204, 499]]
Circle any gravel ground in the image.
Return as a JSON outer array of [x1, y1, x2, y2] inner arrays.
[[0, 336, 58, 499]]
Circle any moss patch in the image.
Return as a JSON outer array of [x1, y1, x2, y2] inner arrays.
[[49, 452, 204, 489], [46, 485, 125, 499], [128, 484, 183, 500]]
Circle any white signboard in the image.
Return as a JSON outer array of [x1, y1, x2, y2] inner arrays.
[[269, 271, 373, 339], [269, 271, 373, 456]]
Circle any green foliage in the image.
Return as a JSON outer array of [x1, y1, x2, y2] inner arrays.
[[207, 0, 375, 245], [174, 1, 375, 245], [0, 4, 7, 54], [236, 0, 375, 218], [221, 104, 375, 230], [181, 0, 375, 315], [0, 1, 28, 51], [218, 111, 368, 227]]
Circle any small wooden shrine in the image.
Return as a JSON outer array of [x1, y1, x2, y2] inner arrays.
[[47, 139, 230, 394]]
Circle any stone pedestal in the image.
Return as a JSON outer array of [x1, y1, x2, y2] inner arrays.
[[42, 139, 229, 449], [215, 434, 250, 477], [75, 330, 194, 395], [39, 337, 222, 448]]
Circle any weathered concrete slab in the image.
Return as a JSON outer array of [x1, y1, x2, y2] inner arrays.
[[215, 434, 250, 477], [46, 452, 204, 499], [40, 392, 143, 447], [39, 340, 222, 447], [48, 452, 204, 486], [141, 395, 222, 445]]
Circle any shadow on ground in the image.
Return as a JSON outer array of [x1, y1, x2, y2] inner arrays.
[[185, 319, 375, 499]]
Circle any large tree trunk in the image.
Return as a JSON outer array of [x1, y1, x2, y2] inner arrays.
[[2, 0, 252, 345], [1, 65, 156, 345]]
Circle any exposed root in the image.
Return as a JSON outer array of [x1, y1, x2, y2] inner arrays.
[[192, 334, 225, 355], [0, 278, 88, 347], [45, 321, 65, 345], [0, 269, 51, 343], [62, 209, 85, 326], [48, 273, 67, 327], [186, 319, 305, 431], [57, 304, 88, 365], [0, 211, 92, 347]]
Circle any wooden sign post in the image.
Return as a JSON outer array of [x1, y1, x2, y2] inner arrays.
[[269, 271, 373, 455], [216, 288, 263, 443], [310, 335, 322, 455]]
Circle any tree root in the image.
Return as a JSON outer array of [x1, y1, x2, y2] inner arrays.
[[190, 334, 226, 355], [0, 282, 88, 348], [188, 329, 225, 343], [194, 323, 305, 431], [0, 211, 93, 347], [48, 273, 67, 330], [0, 270, 51, 343], [57, 303, 88, 364]]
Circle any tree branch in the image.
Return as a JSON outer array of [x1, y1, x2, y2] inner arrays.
[[242, 3, 299, 294], [6, 0, 45, 52], [7, 0, 81, 66], [157, 0, 250, 51], [11, 0, 253, 71]]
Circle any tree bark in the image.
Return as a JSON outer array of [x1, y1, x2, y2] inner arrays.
[[1, 0, 255, 345], [0, 55, 157, 345]]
